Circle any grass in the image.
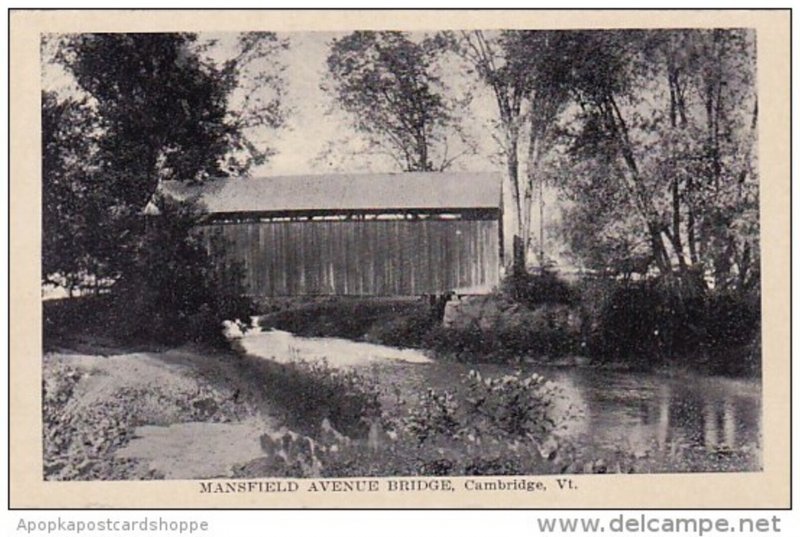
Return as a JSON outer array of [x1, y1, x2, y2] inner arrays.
[[257, 297, 432, 341]]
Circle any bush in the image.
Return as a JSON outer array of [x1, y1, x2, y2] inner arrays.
[[244, 357, 383, 439], [501, 270, 577, 307], [589, 278, 760, 374], [422, 306, 580, 363], [404, 370, 563, 445], [115, 197, 254, 347], [259, 298, 429, 342], [44, 198, 255, 348], [236, 369, 575, 478], [364, 307, 438, 348]]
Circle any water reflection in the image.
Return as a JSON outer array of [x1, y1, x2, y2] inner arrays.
[[241, 329, 762, 472], [537, 368, 761, 469], [387, 362, 762, 472]]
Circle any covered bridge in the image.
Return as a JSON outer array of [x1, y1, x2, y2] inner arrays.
[[152, 172, 504, 297]]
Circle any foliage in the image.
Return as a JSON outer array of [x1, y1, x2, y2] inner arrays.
[[242, 357, 383, 439], [43, 198, 255, 348], [113, 197, 255, 346], [57, 33, 230, 208], [589, 278, 760, 374], [259, 297, 433, 342], [405, 370, 562, 444], [41, 91, 119, 291], [363, 307, 438, 348], [324, 31, 472, 172], [551, 29, 759, 295], [236, 369, 576, 478], [42, 32, 287, 290], [450, 30, 573, 270], [417, 291, 580, 361], [501, 270, 577, 307], [217, 32, 290, 172]]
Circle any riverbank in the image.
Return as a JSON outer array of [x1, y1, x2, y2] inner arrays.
[[235, 328, 762, 477], [43, 339, 281, 480], [42, 322, 762, 481], [256, 288, 760, 377]]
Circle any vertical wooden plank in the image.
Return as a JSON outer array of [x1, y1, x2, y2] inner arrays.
[[263, 223, 271, 296], [456, 222, 464, 289], [397, 221, 405, 295], [408, 221, 417, 295], [343, 221, 350, 294], [489, 221, 496, 285], [246, 223, 254, 295], [309, 221, 318, 295], [333, 221, 340, 295], [394, 220, 402, 295], [358, 220, 367, 295], [279, 222, 288, 296], [349, 221, 357, 295], [468, 221, 476, 288], [325, 222, 334, 295], [428, 221, 442, 293], [269, 223, 277, 297], [477, 221, 485, 287], [376, 221, 385, 295], [324, 222, 331, 295]]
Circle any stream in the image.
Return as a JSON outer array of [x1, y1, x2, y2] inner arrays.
[[240, 329, 762, 472]]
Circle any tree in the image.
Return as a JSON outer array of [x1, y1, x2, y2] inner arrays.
[[554, 29, 758, 293], [324, 31, 469, 172], [452, 30, 570, 272], [41, 91, 105, 292], [219, 32, 289, 173], [43, 32, 288, 288], [56, 32, 287, 210], [502, 31, 572, 266]]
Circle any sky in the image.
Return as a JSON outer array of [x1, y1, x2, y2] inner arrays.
[[41, 31, 566, 262], [260, 31, 499, 176], [41, 31, 499, 177], [260, 32, 345, 175]]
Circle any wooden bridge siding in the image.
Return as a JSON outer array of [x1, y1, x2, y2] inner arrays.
[[201, 219, 499, 296]]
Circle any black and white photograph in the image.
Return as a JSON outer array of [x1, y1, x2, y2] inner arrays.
[[9, 8, 789, 511]]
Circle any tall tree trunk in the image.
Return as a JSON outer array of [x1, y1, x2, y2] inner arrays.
[[669, 177, 688, 271], [605, 96, 675, 281], [506, 133, 526, 274], [523, 135, 540, 267], [666, 55, 690, 273], [687, 191, 698, 264]]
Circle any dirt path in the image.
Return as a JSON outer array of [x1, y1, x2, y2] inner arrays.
[[44, 343, 279, 480], [44, 328, 435, 480]]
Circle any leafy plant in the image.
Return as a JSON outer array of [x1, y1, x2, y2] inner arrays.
[[248, 358, 383, 439], [404, 369, 563, 445]]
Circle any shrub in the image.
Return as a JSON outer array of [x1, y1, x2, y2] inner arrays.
[[364, 307, 438, 348], [404, 370, 563, 445], [588, 278, 760, 374], [316, 432, 564, 477], [115, 197, 254, 347], [44, 197, 255, 349], [590, 282, 668, 364], [245, 357, 383, 439], [237, 369, 574, 478], [501, 270, 577, 307], [421, 306, 579, 362], [259, 298, 429, 342]]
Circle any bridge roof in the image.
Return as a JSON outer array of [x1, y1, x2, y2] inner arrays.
[[149, 172, 502, 215]]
